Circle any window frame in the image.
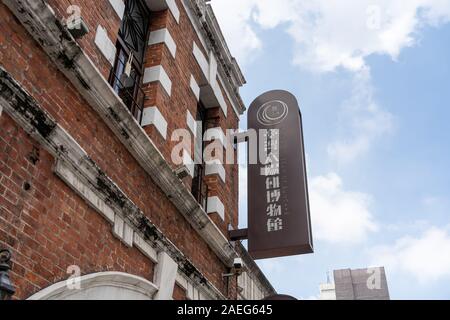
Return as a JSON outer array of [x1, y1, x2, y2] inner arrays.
[[108, 0, 150, 124]]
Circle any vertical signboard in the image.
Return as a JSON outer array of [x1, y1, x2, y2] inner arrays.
[[248, 90, 313, 260]]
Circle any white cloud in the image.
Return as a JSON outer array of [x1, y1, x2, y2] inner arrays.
[[212, 0, 450, 72], [370, 226, 450, 283], [212, 1, 450, 162], [209, 1, 262, 64], [310, 173, 378, 245], [327, 68, 394, 163]]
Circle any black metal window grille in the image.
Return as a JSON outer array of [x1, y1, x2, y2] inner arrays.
[[109, 0, 150, 124], [191, 103, 210, 211]]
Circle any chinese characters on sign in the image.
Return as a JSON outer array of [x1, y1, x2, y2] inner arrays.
[[262, 130, 284, 233], [247, 90, 313, 260]]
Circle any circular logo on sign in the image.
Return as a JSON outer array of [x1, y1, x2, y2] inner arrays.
[[257, 100, 289, 126]]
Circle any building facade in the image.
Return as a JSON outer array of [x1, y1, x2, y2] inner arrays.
[[0, 0, 275, 300], [319, 267, 390, 300]]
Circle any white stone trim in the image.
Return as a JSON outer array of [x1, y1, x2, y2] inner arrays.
[[56, 162, 162, 262], [28, 272, 158, 300], [186, 110, 197, 137], [143, 65, 172, 96], [207, 196, 225, 221], [113, 214, 124, 239], [192, 43, 218, 87], [148, 28, 177, 59], [153, 252, 178, 300], [181, 0, 208, 51], [205, 127, 226, 147], [133, 233, 158, 263], [54, 161, 115, 224], [181, 1, 246, 117], [166, 0, 180, 23], [113, 215, 134, 247], [176, 272, 221, 301], [108, 0, 125, 19], [193, 42, 209, 79], [186, 281, 202, 300], [205, 163, 226, 184], [141, 106, 168, 139], [94, 25, 116, 66], [182, 148, 195, 178], [0, 105, 3, 117], [217, 74, 240, 118], [176, 273, 188, 291], [189, 75, 200, 101], [186, 282, 195, 300], [144, 0, 179, 23], [212, 79, 228, 117], [208, 51, 218, 85], [192, 42, 227, 117]]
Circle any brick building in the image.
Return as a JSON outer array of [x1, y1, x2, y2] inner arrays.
[[0, 0, 275, 300]]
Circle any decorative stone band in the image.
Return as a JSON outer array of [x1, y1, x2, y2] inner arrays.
[[1, 0, 238, 268], [143, 65, 172, 97], [108, 0, 125, 20], [94, 25, 117, 66], [176, 273, 208, 300], [0, 65, 224, 300], [148, 28, 177, 59], [113, 214, 134, 247], [55, 161, 187, 300]]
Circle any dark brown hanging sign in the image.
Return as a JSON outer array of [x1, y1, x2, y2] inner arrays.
[[247, 90, 313, 260]]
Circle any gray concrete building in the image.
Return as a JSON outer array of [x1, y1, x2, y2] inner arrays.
[[320, 267, 390, 300]]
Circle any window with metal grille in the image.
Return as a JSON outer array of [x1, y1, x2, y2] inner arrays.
[[191, 103, 209, 210], [109, 0, 150, 123]]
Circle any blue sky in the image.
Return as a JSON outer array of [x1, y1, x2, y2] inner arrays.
[[212, 0, 450, 299]]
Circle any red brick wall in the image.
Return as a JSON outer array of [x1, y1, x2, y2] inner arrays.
[[0, 114, 154, 299], [142, 0, 241, 234], [0, 0, 238, 299], [46, 0, 122, 79]]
